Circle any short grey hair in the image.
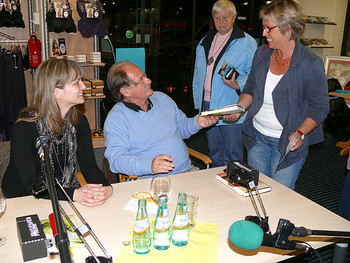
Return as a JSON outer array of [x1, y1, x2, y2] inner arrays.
[[212, 0, 237, 17], [259, 0, 306, 40]]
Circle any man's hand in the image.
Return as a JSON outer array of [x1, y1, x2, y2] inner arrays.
[[197, 115, 219, 128], [151, 154, 175, 174]]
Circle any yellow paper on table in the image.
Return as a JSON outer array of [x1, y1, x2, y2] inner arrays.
[[115, 221, 218, 263]]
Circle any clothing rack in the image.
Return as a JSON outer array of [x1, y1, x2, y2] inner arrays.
[[0, 31, 15, 40], [0, 31, 28, 43], [0, 40, 28, 43]]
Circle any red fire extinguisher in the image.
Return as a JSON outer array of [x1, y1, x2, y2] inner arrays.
[[28, 33, 42, 69]]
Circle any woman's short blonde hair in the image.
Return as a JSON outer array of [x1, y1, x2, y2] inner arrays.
[[260, 0, 306, 40], [212, 0, 237, 17]]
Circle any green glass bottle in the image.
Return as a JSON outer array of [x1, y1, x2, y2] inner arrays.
[[171, 192, 190, 246], [133, 199, 151, 254]]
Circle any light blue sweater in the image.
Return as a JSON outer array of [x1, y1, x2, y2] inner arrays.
[[104, 91, 201, 177]]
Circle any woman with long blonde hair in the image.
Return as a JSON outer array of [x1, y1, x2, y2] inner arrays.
[[2, 58, 112, 206]]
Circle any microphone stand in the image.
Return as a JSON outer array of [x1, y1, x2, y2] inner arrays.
[[55, 179, 112, 263], [34, 136, 112, 263], [280, 218, 350, 237], [37, 136, 72, 263], [242, 176, 270, 234]]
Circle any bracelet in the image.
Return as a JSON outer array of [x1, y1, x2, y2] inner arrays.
[[296, 129, 305, 140]]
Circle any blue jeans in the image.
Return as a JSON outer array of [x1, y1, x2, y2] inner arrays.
[[203, 101, 243, 167], [338, 169, 350, 220], [248, 128, 306, 190]]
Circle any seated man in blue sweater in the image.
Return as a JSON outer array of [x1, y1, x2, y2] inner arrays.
[[104, 61, 218, 178]]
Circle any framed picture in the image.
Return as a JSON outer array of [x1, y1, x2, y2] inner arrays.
[[324, 56, 350, 90]]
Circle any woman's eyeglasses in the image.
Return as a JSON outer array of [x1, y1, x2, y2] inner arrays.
[[262, 25, 278, 33]]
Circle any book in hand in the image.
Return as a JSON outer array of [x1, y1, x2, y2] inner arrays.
[[201, 104, 245, 117], [216, 173, 272, 197], [41, 215, 84, 254], [217, 60, 239, 80]]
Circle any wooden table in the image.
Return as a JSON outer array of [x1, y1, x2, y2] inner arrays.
[[1, 167, 350, 262]]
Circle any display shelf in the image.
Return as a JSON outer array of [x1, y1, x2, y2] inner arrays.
[[78, 62, 105, 67], [306, 16, 336, 25], [300, 38, 333, 48], [84, 95, 106, 100]]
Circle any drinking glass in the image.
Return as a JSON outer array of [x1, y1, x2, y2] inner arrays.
[[150, 175, 172, 204], [0, 189, 7, 246]]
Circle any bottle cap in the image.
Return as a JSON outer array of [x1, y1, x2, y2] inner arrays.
[[158, 194, 168, 204]]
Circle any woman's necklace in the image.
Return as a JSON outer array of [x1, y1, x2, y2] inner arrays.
[[274, 51, 291, 66], [52, 133, 67, 177], [208, 33, 231, 65]]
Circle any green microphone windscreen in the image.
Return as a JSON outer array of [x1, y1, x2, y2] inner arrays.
[[228, 220, 264, 250]]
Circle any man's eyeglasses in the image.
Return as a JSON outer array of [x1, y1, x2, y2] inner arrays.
[[133, 73, 148, 85], [262, 25, 278, 33]]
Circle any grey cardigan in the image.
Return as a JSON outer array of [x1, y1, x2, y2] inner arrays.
[[241, 41, 329, 171]]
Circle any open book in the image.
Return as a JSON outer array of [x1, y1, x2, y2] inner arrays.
[[216, 173, 272, 197], [201, 104, 245, 117]]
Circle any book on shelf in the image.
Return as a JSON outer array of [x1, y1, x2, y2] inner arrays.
[[306, 16, 336, 24], [201, 104, 245, 117], [300, 38, 332, 48], [41, 215, 84, 254], [215, 172, 272, 197]]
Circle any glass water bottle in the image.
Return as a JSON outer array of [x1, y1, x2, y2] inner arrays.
[[153, 194, 171, 250], [133, 199, 151, 254], [171, 192, 190, 247]]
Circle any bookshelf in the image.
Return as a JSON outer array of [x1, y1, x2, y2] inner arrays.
[[301, 16, 336, 49]]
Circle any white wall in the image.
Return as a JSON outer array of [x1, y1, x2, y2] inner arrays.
[[300, 0, 348, 60]]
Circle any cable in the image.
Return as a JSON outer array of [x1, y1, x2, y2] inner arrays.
[[298, 242, 323, 263]]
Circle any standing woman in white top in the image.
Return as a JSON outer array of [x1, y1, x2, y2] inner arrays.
[[224, 0, 329, 190]]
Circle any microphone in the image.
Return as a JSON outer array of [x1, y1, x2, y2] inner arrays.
[[228, 220, 309, 252], [35, 137, 44, 160]]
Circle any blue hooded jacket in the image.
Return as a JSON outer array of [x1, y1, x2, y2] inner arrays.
[[192, 25, 257, 125]]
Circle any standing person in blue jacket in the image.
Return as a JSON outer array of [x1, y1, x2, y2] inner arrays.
[[224, 0, 329, 190], [192, 0, 257, 167]]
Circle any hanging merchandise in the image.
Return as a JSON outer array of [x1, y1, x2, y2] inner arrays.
[[0, 40, 27, 141], [0, 0, 25, 28], [76, 0, 108, 38], [46, 0, 77, 33], [28, 34, 41, 69]]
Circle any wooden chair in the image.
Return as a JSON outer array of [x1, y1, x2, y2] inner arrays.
[[336, 139, 350, 156], [102, 147, 212, 183]]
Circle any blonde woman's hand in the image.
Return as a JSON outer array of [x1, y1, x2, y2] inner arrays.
[[74, 184, 113, 207]]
